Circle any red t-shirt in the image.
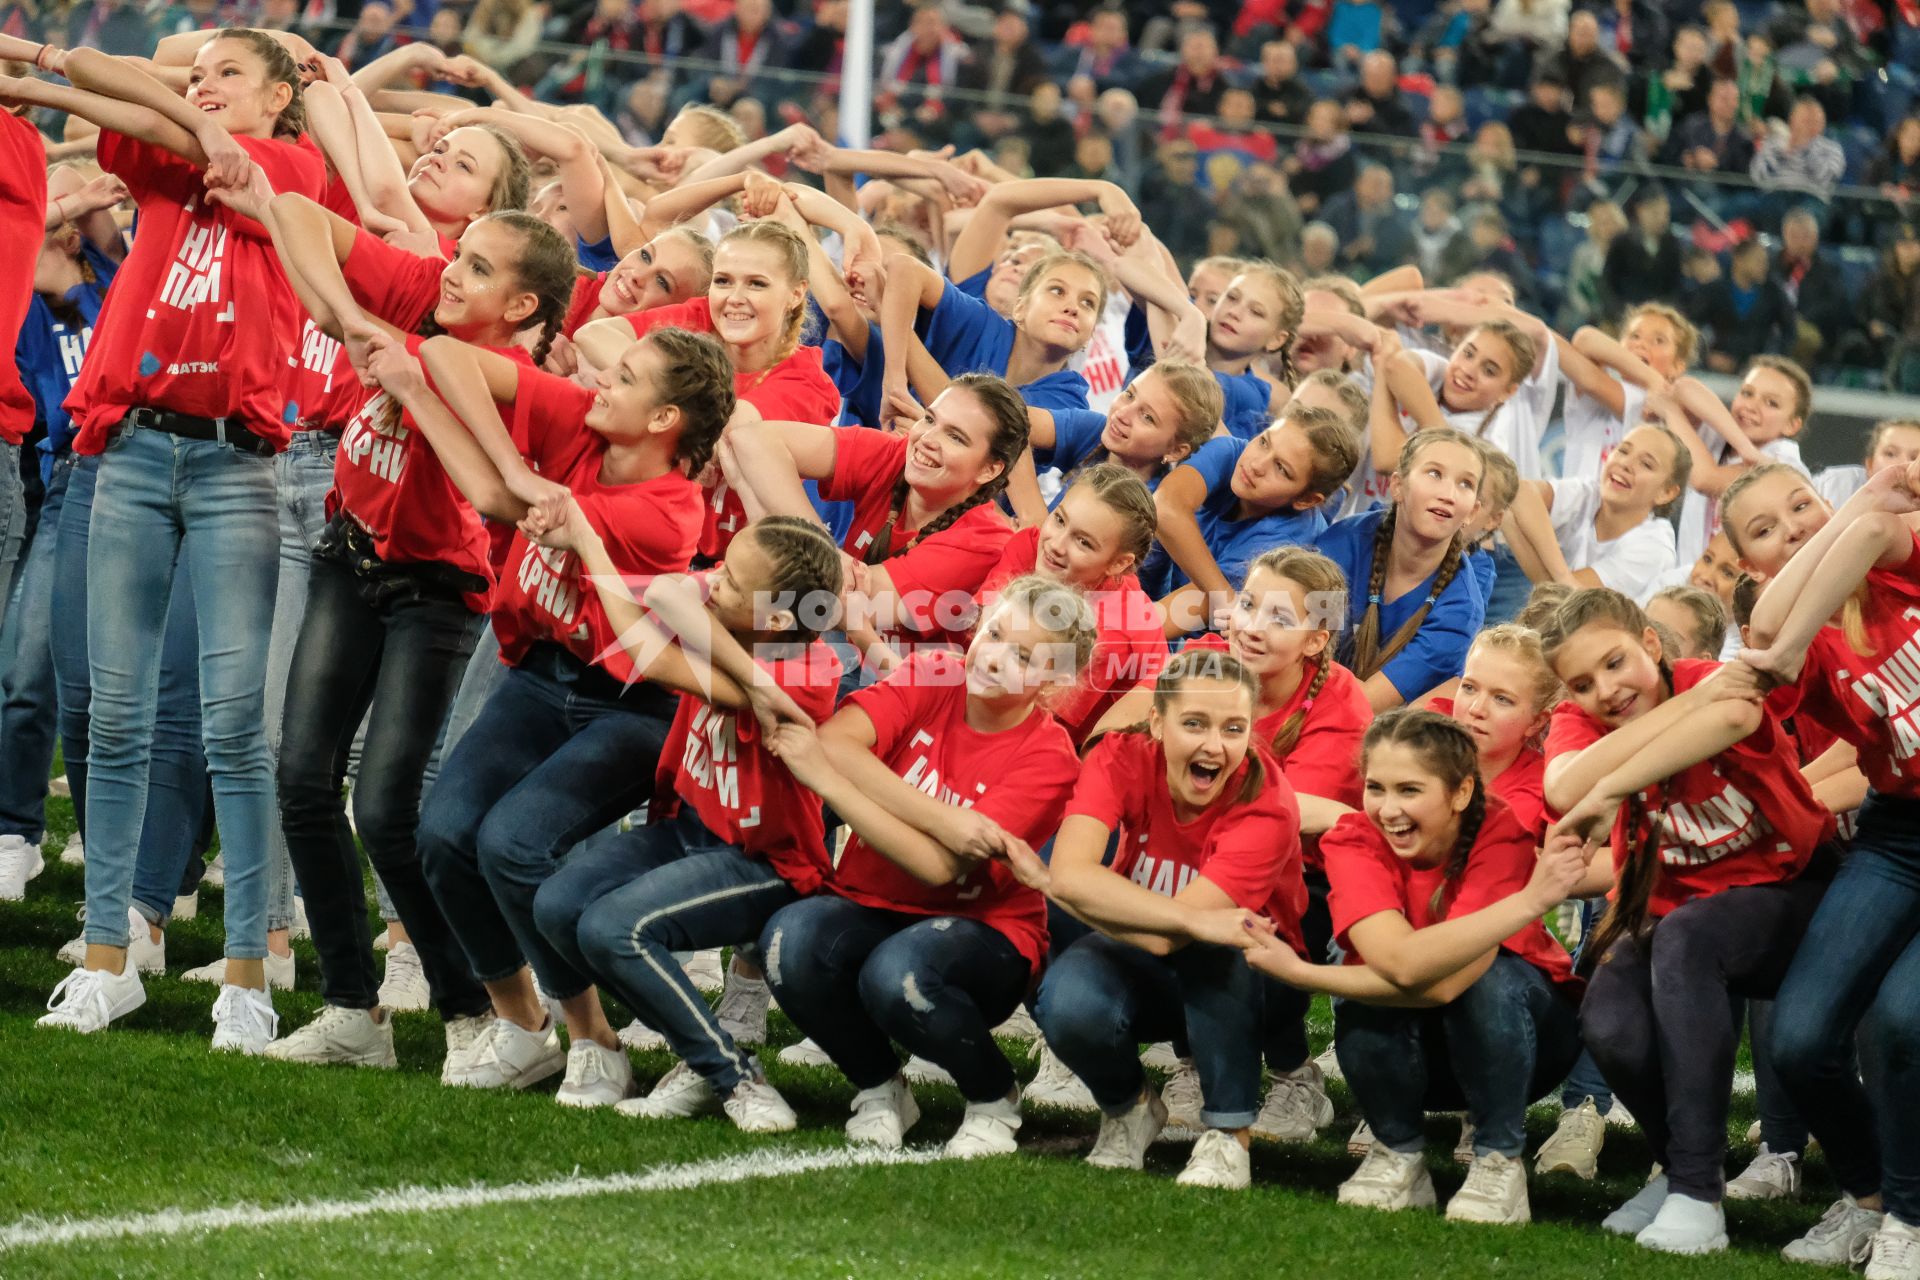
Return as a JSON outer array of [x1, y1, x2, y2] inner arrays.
[[1544, 659, 1832, 917], [627, 298, 841, 559], [1067, 731, 1308, 953], [1324, 798, 1578, 989], [1429, 695, 1549, 843], [1189, 633, 1371, 812], [563, 271, 605, 339], [654, 640, 843, 893], [494, 369, 704, 681], [0, 112, 49, 446], [1771, 531, 1920, 801], [979, 526, 1168, 747], [828, 649, 1081, 974], [68, 131, 325, 452]]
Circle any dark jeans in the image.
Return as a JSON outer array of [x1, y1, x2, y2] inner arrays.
[[1773, 792, 1920, 1222], [1560, 896, 1617, 1113], [761, 894, 1031, 1104], [1582, 874, 1830, 1201], [418, 647, 673, 990], [1258, 867, 1333, 1073], [534, 810, 795, 1094], [0, 458, 65, 842], [277, 553, 487, 1017], [1036, 932, 1264, 1129], [1336, 952, 1582, 1158]]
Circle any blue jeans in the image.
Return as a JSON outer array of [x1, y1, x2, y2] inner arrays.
[[420, 619, 505, 799], [84, 426, 278, 959], [1037, 932, 1265, 1129], [49, 454, 96, 836], [1336, 952, 1582, 1158], [534, 811, 796, 1094], [417, 647, 674, 987], [0, 458, 67, 842], [0, 441, 26, 637], [1560, 896, 1617, 1113], [762, 894, 1031, 1103], [1773, 792, 1920, 1222]]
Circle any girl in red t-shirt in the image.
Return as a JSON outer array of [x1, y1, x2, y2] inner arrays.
[[1240, 710, 1584, 1224], [1036, 648, 1307, 1192], [22, 32, 323, 1053], [1436, 624, 1558, 843], [1540, 587, 1836, 1256], [526, 514, 844, 1128], [758, 578, 1094, 1159]]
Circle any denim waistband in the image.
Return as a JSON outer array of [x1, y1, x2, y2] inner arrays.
[[281, 429, 342, 459], [517, 641, 675, 715]]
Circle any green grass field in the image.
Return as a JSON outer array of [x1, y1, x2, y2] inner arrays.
[[1, 790, 1832, 1279]]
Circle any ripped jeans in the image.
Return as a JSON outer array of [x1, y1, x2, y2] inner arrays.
[[760, 894, 1031, 1104]]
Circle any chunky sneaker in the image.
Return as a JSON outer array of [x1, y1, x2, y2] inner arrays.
[[619, 1061, 722, 1120], [1727, 1145, 1802, 1200], [1140, 1041, 1182, 1073], [1087, 1089, 1168, 1171], [210, 984, 280, 1055], [377, 942, 431, 1012], [723, 1076, 798, 1133], [1637, 1193, 1728, 1255], [1535, 1098, 1605, 1180], [372, 929, 393, 952], [617, 1019, 668, 1052], [203, 854, 225, 888], [683, 949, 725, 994], [1604, 1172, 1671, 1235], [1252, 1061, 1334, 1142], [184, 950, 296, 991], [1339, 1142, 1437, 1211], [440, 1014, 491, 1083], [1347, 1120, 1376, 1157], [714, 971, 770, 1046], [1161, 1058, 1204, 1139], [779, 1037, 834, 1068], [266, 1005, 398, 1068], [902, 1055, 956, 1087], [992, 1005, 1039, 1042], [60, 832, 84, 865], [556, 1040, 635, 1109], [444, 1017, 564, 1090], [1447, 1151, 1531, 1224], [1023, 1040, 1099, 1112], [37, 964, 146, 1033], [88, 906, 167, 974], [0, 834, 45, 899], [1604, 1098, 1637, 1129], [847, 1075, 920, 1149], [945, 1093, 1022, 1159], [1313, 1043, 1344, 1082], [172, 891, 198, 920], [1866, 1216, 1920, 1280], [1177, 1129, 1252, 1189], [1454, 1119, 1478, 1163], [1783, 1196, 1883, 1266]]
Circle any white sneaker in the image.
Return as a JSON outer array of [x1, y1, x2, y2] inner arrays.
[[847, 1074, 920, 1149], [372, 928, 393, 952], [1604, 1172, 1671, 1235], [440, 1014, 490, 1083], [1023, 1040, 1099, 1112], [714, 971, 770, 1045], [902, 1054, 956, 1087], [37, 964, 146, 1033], [1783, 1196, 1883, 1266], [1447, 1151, 1531, 1225], [288, 896, 310, 940], [1454, 1119, 1478, 1163], [683, 949, 724, 994], [1347, 1120, 1376, 1157], [1747, 1120, 1764, 1144], [618, 1060, 722, 1121], [444, 1016, 564, 1089], [1313, 1043, 1344, 1081], [1866, 1216, 1920, 1280], [556, 1040, 635, 1108], [1637, 1193, 1728, 1254], [992, 1005, 1039, 1042], [1605, 1098, 1637, 1128], [1176, 1129, 1252, 1189], [779, 1036, 834, 1068], [617, 1018, 669, 1052], [0, 834, 45, 899], [945, 1093, 1022, 1159], [172, 891, 197, 920], [210, 984, 279, 1055], [377, 942, 431, 1012], [49, 773, 70, 799], [182, 949, 295, 991], [1251, 1061, 1334, 1142], [69, 908, 167, 972], [1140, 1041, 1182, 1072], [204, 854, 225, 887], [1162, 1058, 1204, 1139], [266, 1005, 397, 1068], [1339, 1141, 1437, 1211], [1087, 1089, 1168, 1171], [723, 1076, 798, 1133], [1727, 1145, 1802, 1200], [1535, 1098, 1605, 1180], [60, 832, 83, 865]]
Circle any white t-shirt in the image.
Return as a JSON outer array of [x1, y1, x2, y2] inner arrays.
[[1815, 464, 1866, 511], [1069, 289, 1133, 416], [1675, 433, 1808, 569], [1548, 476, 1677, 603], [1404, 343, 1557, 481], [1560, 377, 1648, 484]]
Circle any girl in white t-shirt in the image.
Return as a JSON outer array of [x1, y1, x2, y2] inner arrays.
[[1562, 303, 1696, 481], [1366, 319, 1540, 508], [1671, 356, 1815, 570], [1812, 417, 1920, 510], [1501, 422, 1689, 603]]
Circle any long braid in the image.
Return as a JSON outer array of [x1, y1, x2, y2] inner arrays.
[[1577, 658, 1673, 965], [866, 373, 1029, 566], [1269, 655, 1332, 758], [1429, 775, 1488, 919], [1348, 508, 1397, 681]]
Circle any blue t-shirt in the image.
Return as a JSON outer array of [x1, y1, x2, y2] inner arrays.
[[17, 243, 118, 479], [1123, 301, 1156, 382], [1038, 406, 1109, 473], [1467, 547, 1495, 603], [954, 265, 991, 299], [1214, 368, 1274, 440], [1138, 435, 1329, 598], [576, 233, 619, 273], [1315, 506, 1487, 701], [920, 281, 1092, 417]]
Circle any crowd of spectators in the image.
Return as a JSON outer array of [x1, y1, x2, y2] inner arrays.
[[4, 0, 1919, 386]]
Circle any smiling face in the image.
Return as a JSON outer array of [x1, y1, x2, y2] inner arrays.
[[600, 231, 706, 316], [1552, 621, 1665, 728], [707, 238, 803, 352], [1017, 261, 1102, 353], [903, 385, 1006, 504], [1869, 423, 1920, 476], [184, 36, 293, 139], [1599, 425, 1682, 511], [1453, 646, 1548, 767], [1362, 741, 1473, 866], [1622, 310, 1685, 379], [1151, 679, 1255, 815], [965, 601, 1070, 703], [584, 338, 673, 443], [1725, 468, 1831, 581], [1100, 367, 1194, 467], [1035, 487, 1135, 587], [409, 126, 509, 230], [1440, 328, 1521, 413], [1391, 439, 1482, 543], [433, 219, 538, 336], [1210, 273, 1292, 358], [1731, 366, 1804, 444], [1227, 566, 1328, 680], [1689, 532, 1741, 605], [1229, 424, 1320, 511]]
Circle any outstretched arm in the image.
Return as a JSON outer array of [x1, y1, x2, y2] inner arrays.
[[416, 333, 563, 515], [948, 177, 1141, 283], [64, 47, 245, 181]]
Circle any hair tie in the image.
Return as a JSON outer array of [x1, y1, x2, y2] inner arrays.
[[1367, 593, 1382, 605]]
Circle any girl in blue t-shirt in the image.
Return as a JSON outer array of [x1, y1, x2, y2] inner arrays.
[[1315, 429, 1488, 712], [18, 164, 125, 472], [1199, 262, 1305, 439], [1028, 361, 1222, 500]]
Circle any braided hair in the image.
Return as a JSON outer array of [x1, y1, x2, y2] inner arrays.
[[1349, 429, 1483, 682], [639, 327, 737, 479], [1242, 546, 1349, 759], [867, 373, 1030, 566], [1360, 709, 1487, 919], [1216, 261, 1304, 390], [745, 515, 844, 643]]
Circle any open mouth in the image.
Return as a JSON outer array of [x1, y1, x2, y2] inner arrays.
[[1449, 373, 1473, 396], [909, 443, 940, 471], [1425, 504, 1454, 524], [1604, 468, 1633, 492], [1381, 818, 1418, 845], [1187, 760, 1223, 793], [1040, 549, 1069, 574], [612, 276, 637, 306]]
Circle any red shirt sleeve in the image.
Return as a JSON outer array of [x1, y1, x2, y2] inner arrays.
[[1323, 814, 1411, 955], [819, 425, 907, 504], [1545, 701, 1606, 760], [627, 297, 714, 337], [563, 273, 604, 338], [1279, 664, 1370, 806], [508, 367, 600, 478], [1192, 797, 1292, 913], [342, 230, 444, 330], [1063, 733, 1143, 830], [885, 503, 1016, 622], [96, 129, 200, 207]]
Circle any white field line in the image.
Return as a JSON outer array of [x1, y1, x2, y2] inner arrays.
[[1, 1145, 949, 1253]]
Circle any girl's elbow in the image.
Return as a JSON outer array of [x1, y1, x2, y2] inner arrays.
[[1716, 697, 1764, 739]]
